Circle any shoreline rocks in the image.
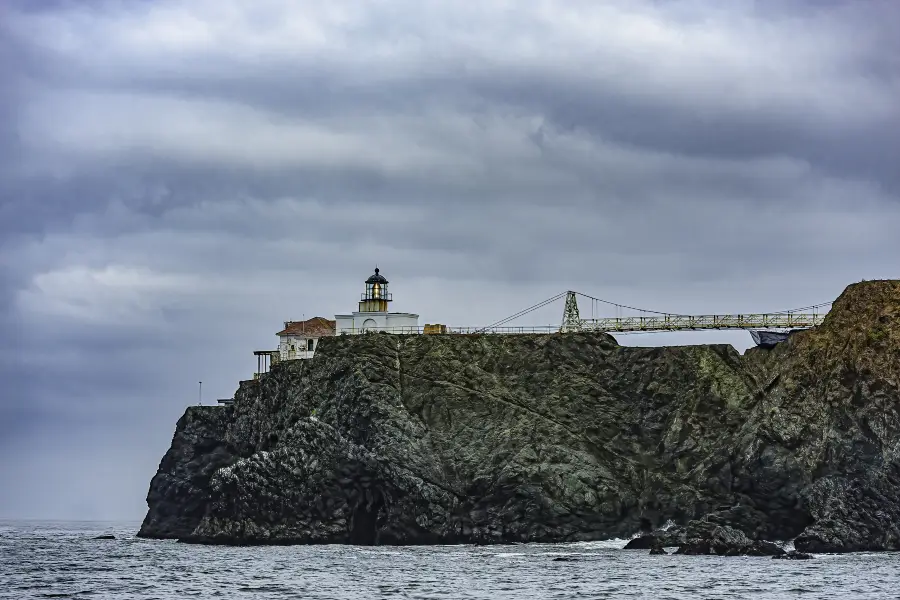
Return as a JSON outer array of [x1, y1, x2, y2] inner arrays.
[[648, 540, 668, 555], [773, 551, 814, 560], [672, 525, 784, 557]]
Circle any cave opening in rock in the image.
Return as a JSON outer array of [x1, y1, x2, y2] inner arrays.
[[349, 495, 384, 545]]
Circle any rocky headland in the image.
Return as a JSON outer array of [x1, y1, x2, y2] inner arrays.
[[138, 280, 900, 553]]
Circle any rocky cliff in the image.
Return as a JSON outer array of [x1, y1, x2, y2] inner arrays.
[[138, 280, 900, 551]]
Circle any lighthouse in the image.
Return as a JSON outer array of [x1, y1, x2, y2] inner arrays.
[[360, 267, 390, 312], [335, 268, 420, 334]]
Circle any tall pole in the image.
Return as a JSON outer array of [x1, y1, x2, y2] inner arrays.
[[198, 381, 202, 406]]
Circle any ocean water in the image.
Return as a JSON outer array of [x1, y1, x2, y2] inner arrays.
[[2, 521, 898, 599]]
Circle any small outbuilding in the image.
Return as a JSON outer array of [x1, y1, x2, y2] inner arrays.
[[277, 316, 336, 360]]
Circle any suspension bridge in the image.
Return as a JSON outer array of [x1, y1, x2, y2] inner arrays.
[[336, 291, 831, 337], [548, 291, 826, 334]]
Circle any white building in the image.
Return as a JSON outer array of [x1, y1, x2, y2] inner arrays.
[[335, 268, 419, 334], [276, 316, 336, 360]]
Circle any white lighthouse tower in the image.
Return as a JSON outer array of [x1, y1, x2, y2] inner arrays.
[[335, 268, 419, 334]]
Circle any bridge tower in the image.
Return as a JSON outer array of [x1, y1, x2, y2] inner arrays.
[[560, 291, 582, 332]]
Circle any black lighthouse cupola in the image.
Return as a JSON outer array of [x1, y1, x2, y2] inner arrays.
[[360, 267, 391, 312]]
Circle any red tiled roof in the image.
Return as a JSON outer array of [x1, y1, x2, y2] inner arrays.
[[276, 316, 336, 337]]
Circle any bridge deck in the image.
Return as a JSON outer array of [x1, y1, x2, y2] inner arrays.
[[332, 313, 825, 336], [576, 313, 825, 332]]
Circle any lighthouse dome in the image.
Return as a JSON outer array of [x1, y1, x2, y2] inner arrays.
[[365, 268, 388, 284]]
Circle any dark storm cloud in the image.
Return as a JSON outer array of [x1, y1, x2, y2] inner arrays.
[[0, 0, 898, 519]]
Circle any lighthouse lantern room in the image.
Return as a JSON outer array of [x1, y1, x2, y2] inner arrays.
[[335, 267, 419, 334], [360, 267, 391, 312]]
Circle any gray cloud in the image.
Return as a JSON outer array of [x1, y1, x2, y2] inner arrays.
[[0, 0, 898, 519]]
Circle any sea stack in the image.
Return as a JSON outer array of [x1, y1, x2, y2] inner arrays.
[[139, 280, 900, 552]]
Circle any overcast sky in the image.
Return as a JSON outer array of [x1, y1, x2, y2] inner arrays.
[[1, 0, 898, 521]]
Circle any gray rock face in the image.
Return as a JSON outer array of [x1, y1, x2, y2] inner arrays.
[[138, 280, 900, 551], [138, 407, 241, 539], [793, 475, 900, 553]]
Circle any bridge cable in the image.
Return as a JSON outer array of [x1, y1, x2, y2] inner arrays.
[[771, 301, 832, 314], [573, 292, 688, 316], [574, 291, 834, 319], [478, 291, 567, 330], [475, 291, 568, 332]]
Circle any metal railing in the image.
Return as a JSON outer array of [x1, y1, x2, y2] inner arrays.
[[332, 314, 826, 336], [260, 314, 828, 378], [337, 325, 561, 335], [578, 313, 826, 332]]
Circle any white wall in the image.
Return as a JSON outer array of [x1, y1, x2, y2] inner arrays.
[[278, 334, 319, 360], [385, 313, 419, 330], [335, 312, 419, 334]]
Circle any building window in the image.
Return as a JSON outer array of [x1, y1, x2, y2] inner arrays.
[[307, 339, 314, 351]]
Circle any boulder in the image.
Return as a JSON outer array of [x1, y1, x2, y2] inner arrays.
[[773, 551, 814, 560], [674, 525, 784, 557], [625, 525, 688, 550], [624, 535, 659, 550], [649, 540, 668, 555]]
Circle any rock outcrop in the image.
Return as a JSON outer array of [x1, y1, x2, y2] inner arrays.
[[139, 407, 242, 539], [774, 551, 814, 560], [673, 524, 784, 556], [138, 280, 900, 551]]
